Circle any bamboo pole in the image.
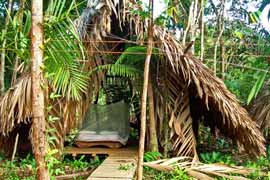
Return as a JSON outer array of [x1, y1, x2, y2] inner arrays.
[[31, 0, 50, 179], [137, 0, 154, 179]]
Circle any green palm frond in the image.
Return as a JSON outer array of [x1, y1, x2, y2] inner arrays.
[[45, 32, 88, 100], [44, 0, 89, 101], [116, 46, 159, 67], [90, 64, 142, 78], [90, 45, 157, 78], [2, 0, 88, 101]]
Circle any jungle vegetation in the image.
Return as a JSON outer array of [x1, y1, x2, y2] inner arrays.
[[0, 0, 270, 179]]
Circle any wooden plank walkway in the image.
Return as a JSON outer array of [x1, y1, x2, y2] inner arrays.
[[88, 156, 137, 180], [64, 146, 138, 180]]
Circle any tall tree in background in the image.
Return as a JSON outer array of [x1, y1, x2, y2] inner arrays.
[[200, 0, 205, 61], [11, 0, 25, 85], [0, 0, 13, 95], [213, 0, 225, 76], [31, 0, 49, 179]]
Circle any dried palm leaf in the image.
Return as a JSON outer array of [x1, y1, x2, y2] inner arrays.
[[151, 25, 265, 157], [0, 74, 32, 136], [144, 157, 252, 180]]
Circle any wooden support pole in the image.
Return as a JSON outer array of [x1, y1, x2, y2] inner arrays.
[[137, 0, 154, 179], [11, 133, 19, 161], [148, 77, 158, 152]]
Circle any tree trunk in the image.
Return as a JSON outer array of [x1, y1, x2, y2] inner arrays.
[[189, 0, 198, 54], [148, 78, 158, 152], [31, 0, 50, 179], [183, 0, 200, 54], [137, 0, 154, 179], [0, 0, 13, 95], [220, 38, 225, 80], [200, 0, 204, 61], [213, 0, 225, 76], [182, 1, 194, 47], [11, 0, 25, 85]]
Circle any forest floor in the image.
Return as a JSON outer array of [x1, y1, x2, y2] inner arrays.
[[0, 128, 269, 179], [0, 153, 102, 180]]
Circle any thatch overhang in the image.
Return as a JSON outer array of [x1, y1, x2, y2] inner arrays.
[[0, 0, 266, 157]]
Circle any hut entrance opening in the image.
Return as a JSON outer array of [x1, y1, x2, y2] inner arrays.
[[75, 76, 133, 148], [75, 101, 130, 148]]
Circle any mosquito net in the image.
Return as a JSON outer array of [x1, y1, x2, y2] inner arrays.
[[76, 101, 130, 145]]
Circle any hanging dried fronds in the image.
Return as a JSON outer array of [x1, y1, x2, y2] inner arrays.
[[151, 25, 265, 157], [0, 74, 84, 153], [0, 75, 31, 136]]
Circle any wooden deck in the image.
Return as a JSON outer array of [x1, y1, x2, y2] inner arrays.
[[64, 146, 138, 180]]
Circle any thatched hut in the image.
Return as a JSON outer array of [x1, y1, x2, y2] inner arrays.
[[0, 0, 265, 158]]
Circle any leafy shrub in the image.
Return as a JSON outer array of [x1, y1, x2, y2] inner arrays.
[[144, 168, 191, 180], [200, 151, 234, 165], [19, 154, 36, 169], [65, 128, 79, 146], [144, 151, 162, 162]]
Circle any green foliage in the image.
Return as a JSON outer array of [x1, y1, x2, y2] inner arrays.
[[115, 46, 159, 66], [118, 163, 134, 171], [0, 151, 4, 161], [200, 152, 234, 165], [144, 168, 191, 180], [0, 153, 101, 179], [248, 10, 261, 24], [244, 156, 270, 179], [91, 64, 142, 79], [171, 168, 191, 180], [91, 45, 160, 80], [45, 149, 65, 178], [1, 0, 89, 100], [63, 155, 101, 171], [19, 154, 36, 169], [68, 155, 89, 171], [224, 54, 269, 104], [247, 71, 268, 104], [44, 0, 88, 101], [65, 128, 79, 146], [144, 151, 163, 162], [129, 127, 139, 140]]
